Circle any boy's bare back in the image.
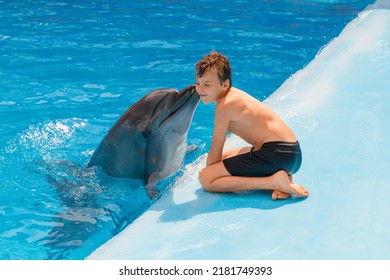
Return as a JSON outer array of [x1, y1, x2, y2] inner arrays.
[[215, 87, 297, 151]]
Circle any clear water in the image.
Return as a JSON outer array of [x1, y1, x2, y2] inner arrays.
[[0, 0, 373, 259]]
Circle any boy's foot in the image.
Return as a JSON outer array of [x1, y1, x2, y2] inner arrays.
[[272, 170, 309, 198], [271, 173, 294, 200]]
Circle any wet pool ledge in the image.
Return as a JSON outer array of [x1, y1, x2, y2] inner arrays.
[[88, 4, 390, 260]]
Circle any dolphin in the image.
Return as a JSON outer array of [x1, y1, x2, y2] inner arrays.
[[87, 85, 200, 197]]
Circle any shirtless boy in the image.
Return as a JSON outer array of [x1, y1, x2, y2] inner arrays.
[[195, 51, 309, 200]]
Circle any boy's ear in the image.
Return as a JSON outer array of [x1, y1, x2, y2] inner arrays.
[[222, 79, 231, 90]]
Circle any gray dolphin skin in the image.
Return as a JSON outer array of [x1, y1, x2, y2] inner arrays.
[[87, 85, 200, 196]]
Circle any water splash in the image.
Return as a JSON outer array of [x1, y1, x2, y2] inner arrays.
[[5, 118, 87, 157]]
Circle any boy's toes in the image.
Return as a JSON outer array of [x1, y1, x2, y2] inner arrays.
[[272, 190, 290, 200], [291, 183, 309, 198]]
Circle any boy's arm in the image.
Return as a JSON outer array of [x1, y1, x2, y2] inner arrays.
[[207, 103, 230, 166]]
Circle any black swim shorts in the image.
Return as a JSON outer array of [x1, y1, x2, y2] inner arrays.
[[223, 141, 302, 177]]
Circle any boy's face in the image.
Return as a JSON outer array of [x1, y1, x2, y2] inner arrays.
[[195, 70, 229, 104]]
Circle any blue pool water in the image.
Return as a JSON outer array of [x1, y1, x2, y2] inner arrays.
[[0, 0, 374, 259]]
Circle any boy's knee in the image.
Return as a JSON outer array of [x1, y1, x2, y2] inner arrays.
[[198, 168, 213, 192]]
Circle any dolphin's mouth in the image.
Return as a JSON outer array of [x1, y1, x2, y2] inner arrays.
[[159, 86, 198, 127]]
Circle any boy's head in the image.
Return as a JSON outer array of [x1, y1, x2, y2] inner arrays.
[[195, 50, 232, 89]]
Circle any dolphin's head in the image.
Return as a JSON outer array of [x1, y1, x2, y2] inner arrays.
[[158, 85, 200, 131], [124, 85, 199, 136], [144, 85, 199, 182]]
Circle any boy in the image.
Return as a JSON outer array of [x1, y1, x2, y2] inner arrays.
[[195, 51, 309, 200]]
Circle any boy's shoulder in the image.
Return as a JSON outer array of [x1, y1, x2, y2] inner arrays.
[[216, 87, 248, 112]]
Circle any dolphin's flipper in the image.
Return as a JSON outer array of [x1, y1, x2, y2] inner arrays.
[[146, 172, 160, 199], [186, 144, 198, 154]]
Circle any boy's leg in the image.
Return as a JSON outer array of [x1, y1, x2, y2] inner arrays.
[[222, 148, 305, 198], [199, 161, 308, 197]]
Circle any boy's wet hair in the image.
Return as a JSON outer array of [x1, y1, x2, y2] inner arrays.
[[195, 50, 232, 88]]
